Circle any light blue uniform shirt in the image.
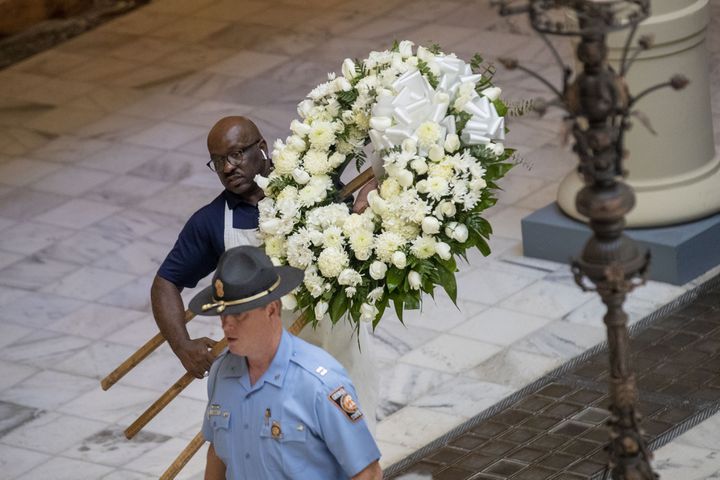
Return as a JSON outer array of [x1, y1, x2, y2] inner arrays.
[[202, 330, 381, 479]]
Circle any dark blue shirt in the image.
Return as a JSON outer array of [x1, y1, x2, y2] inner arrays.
[[157, 191, 259, 289]]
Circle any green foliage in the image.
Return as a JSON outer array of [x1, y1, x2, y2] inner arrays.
[[337, 89, 359, 108], [506, 98, 536, 117], [427, 43, 442, 54], [329, 291, 349, 323], [417, 59, 439, 89]]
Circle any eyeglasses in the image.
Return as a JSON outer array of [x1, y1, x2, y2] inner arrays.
[[206, 139, 262, 172]]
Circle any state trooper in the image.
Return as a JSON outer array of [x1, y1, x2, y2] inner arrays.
[[151, 116, 379, 430], [190, 246, 382, 480]]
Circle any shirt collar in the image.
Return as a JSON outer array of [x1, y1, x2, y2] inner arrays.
[[222, 190, 257, 210], [219, 330, 292, 388]]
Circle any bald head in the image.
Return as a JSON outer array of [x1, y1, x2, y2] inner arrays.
[[207, 116, 262, 154]]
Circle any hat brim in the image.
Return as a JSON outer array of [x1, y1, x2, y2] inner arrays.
[[188, 265, 304, 317]]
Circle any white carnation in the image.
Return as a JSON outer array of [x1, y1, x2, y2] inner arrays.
[[304, 149, 330, 175], [338, 268, 362, 286], [273, 148, 300, 175], [317, 247, 349, 278], [369, 261, 387, 280]]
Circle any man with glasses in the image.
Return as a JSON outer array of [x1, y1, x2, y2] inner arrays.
[[152, 116, 378, 430]]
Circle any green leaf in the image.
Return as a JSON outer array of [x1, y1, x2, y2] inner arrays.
[[436, 263, 458, 304], [329, 292, 349, 323], [475, 236, 491, 256], [486, 162, 514, 179], [392, 296, 404, 323], [386, 267, 404, 292], [404, 294, 420, 310]]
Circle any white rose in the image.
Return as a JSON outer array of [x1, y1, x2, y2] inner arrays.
[[408, 270, 422, 290], [444, 133, 461, 153], [342, 58, 357, 80], [416, 179, 428, 194], [360, 302, 378, 323], [410, 158, 428, 174], [281, 294, 297, 310], [402, 138, 417, 154], [290, 119, 311, 136], [391, 251, 407, 269], [421, 216, 440, 234], [254, 174, 270, 192], [428, 144, 444, 162], [398, 40, 414, 57], [260, 218, 281, 235], [395, 169, 414, 188], [369, 261, 388, 280], [489, 142, 504, 156], [292, 168, 310, 185], [435, 241, 452, 260], [453, 223, 469, 243], [480, 86, 502, 101], [436, 200, 456, 218], [338, 268, 361, 286], [297, 100, 313, 119], [335, 77, 352, 92], [314, 301, 329, 321]]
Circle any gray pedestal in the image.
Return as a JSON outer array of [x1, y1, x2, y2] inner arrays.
[[521, 203, 720, 285]]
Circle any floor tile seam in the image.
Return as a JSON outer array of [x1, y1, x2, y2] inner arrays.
[[383, 272, 720, 476]]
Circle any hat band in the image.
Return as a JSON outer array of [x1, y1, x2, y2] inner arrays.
[[201, 276, 282, 313]]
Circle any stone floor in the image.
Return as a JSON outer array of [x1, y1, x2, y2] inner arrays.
[[0, 0, 718, 479]]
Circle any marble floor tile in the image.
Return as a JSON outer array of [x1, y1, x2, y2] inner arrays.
[[16, 455, 114, 480], [105, 316, 163, 348], [37, 226, 134, 266], [377, 440, 415, 469], [78, 142, 164, 174], [57, 29, 139, 57], [172, 99, 255, 128], [58, 384, 158, 423], [84, 175, 171, 207], [13, 50, 90, 77], [75, 113, 154, 142], [151, 16, 230, 44], [0, 256, 79, 290], [203, 24, 320, 58], [515, 183, 561, 210], [495, 173, 549, 207], [103, 9, 179, 36], [456, 265, 538, 305], [0, 98, 55, 128], [130, 436, 208, 478], [194, 0, 270, 21], [0, 399, 40, 437], [451, 307, 553, 346], [376, 406, 466, 449], [0, 444, 51, 479], [17, 78, 96, 106], [28, 135, 111, 164], [0, 292, 85, 329], [485, 205, 536, 240], [0, 370, 96, 410], [0, 360, 38, 393], [98, 274, 155, 312], [206, 50, 290, 78], [0, 249, 22, 269], [33, 198, 121, 229], [410, 377, 514, 419], [1, 411, 107, 454], [0, 157, 62, 187], [631, 280, 687, 305], [94, 208, 182, 240], [401, 291, 488, 333], [500, 280, 593, 319], [109, 36, 181, 64], [0, 127, 56, 156], [53, 341, 137, 380], [513, 320, 605, 360], [0, 329, 94, 371], [0, 215, 16, 233], [22, 106, 106, 135], [47, 303, 145, 340], [514, 143, 578, 181], [125, 122, 206, 150], [563, 295, 660, 328], [32, 166, 113, 196], [653, 442, 720, 480], [137, 184, 217, 218], [371, 320, 439, 361], [41, 266, 136, 301], [376, 362, 454, 421], [58, 57, 139, 83], [128, 150, 202, 183], [0, 323, 32, 350], [110, 65, 193, 92], [466, 349, 563, 389], [672, 412, 720, 451], [122, 395, 205, 438], [399, 334, 503, 374], [101, 470, 155, 480], [66, 85, 146, 115], [118, 93, 199, 121]]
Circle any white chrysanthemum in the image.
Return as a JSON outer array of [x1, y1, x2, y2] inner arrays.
[[428, 161, 454, 181], [345, 286, 357, 298], [368, 287, 384, 303], [286, 232, 313, 269], [328, 152, 345, 169], [290, 119, 311, 137], [359, 302, 378, 323], [338, 268, 362, 286], [276, 186, 299, 218], [287, 135, 306, 151], [349, 230, 374, 260], [303, 149, 330, 175], [257, 198, 276, 219], [416, 121, 442, 149], [380, 178, 401, 199], [342, 212, 375, 237], [426, 176, 450, 200], [322, 226, 344, 248], [308, 121, 335, 150], [317, 247, 349, 278], [264, 235, 286, 258], [411, 235, 437, 259], [469, 177, 487, 192], [273, 147, 300, 175], [374, 231, 405, 263], [298, 183, 325, 208], [463, 191, 480, 210]]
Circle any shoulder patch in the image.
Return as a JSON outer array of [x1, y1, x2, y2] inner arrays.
[[328, 386, 363, 422]]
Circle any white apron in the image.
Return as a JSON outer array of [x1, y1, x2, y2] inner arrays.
[[223, 202, 379, 431]]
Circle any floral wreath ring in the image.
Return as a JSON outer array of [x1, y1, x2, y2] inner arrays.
[[255, 41, 514, 330]]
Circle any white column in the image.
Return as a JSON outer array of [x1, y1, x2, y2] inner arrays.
[[557, 0, 719, 227]]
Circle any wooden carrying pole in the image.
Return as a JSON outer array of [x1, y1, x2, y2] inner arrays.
[[101, 309, 196, 391]]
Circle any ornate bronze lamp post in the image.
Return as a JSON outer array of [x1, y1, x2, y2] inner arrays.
[[491, 1, 688, 478]]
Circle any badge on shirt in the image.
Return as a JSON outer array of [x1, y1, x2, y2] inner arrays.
[[328, 386, 363, 422], [271, 421, 283, 439]]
